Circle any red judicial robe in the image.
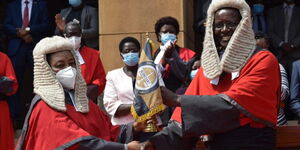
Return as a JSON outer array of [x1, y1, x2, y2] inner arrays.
[[16, 97, 124, 150], [0, 52, 18, 150], [172, 50, 280, 128], [79, 46, 106, 95], [148, 50, 281, 150]]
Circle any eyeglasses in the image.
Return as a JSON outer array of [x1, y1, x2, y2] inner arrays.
[[213, 22, 239, 30]]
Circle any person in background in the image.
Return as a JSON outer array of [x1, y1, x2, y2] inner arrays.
[[103, 37, 141, 126], [3, 0, 50, 128], [289, 60, 300, 123], [267, 0, 300, 77], [153, 16, 196, 127], [15, 36, 140, 150], [0, 52, 18, 150], [55, 0, 99, 49], [64, 20, 105, 103], [104, 37, 165, 142], [255, 32, 289, 125], [143, 0, 280, 149], [252, 0, 267, 33], [154, 16, 196, 94]]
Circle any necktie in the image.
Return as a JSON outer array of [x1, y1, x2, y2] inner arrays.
[[22, 0, 29, 28], [284, 5, 290, 42]]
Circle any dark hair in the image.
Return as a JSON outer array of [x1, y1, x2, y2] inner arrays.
[[154, 16, 180, 41], [255, 31, 267, 39], [64, 21, 82, 34], [119, 37, 141, 52]]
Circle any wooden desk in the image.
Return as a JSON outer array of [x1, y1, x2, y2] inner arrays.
[[196, 126, 300, 150], [277, 125, 300, 150]]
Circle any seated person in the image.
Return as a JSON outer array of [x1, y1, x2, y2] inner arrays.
[[15, 36, 140, 150], [64, 20, 106, 102], [0, 52, 18, 150]]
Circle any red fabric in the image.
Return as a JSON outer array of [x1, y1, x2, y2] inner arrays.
[[22, 1, 29, 27], [165, 47, 195, 74], [172, 51, 280, 127], [20, 100, 119, 150], [0, 52, 17, 150], [0, 101, 15, 150], [80, 46, 106, 95], [0, 52, 18, 96]]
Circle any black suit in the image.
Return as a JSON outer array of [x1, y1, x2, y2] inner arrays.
[[3, 0, 50, 123], [267, 4, 300, 78]]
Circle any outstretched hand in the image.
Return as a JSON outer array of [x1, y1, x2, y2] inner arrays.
[[142, 141, 155, 150], [127, 141, 141, 150], [160, 86, 181, 107], [133, 116, 158, 133]]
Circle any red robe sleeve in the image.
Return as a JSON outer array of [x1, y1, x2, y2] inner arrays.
[[223, 51, 280, 126], [80, 47, 106, 95], [91, 50, 106, 95], [18, 100, 123, 150], [171, 51, 280, 127], [0, 52, 18, 95]]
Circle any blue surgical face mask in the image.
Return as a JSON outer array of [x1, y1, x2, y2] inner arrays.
[[160, 33, 177, 45], [190, 69, 198, 80], [121, 52, 139, 66], [252, 4, 264, 15], [69, 0, 82, 7]]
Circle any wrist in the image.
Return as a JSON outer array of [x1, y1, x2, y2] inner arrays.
[[176, 95, 181, 107], [140, 142, 146, 150], [124, 144, 128, 150]]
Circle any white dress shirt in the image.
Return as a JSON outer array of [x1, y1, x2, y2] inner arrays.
[[21, 0, 33, 21], [103, 67, 165, 125]]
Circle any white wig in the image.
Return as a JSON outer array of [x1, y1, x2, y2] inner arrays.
[[201, 0, 256, 79], [33, 36, 89, 113]]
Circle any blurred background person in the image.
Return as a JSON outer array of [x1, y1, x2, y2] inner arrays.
[[252, 0, 267, 33], [3, 0, 50, 129], [103, 37, 142, 126], [55, 0, 99, 49], [0, 51, 18, 150], [267, 0, 300, 78], [154, 16, 196, 94], [63, 20, 105, 103], [255, 32, 289, 126]]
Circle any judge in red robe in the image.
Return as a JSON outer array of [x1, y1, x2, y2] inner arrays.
[[64, 21, 106, 102], [144, 0, 280, 150], [0, 52, 18, 150], [15, 36, 140, 150]]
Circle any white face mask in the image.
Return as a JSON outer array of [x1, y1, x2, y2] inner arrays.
[[56, 66, 77, 90], [67, 36, 81, 50]]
